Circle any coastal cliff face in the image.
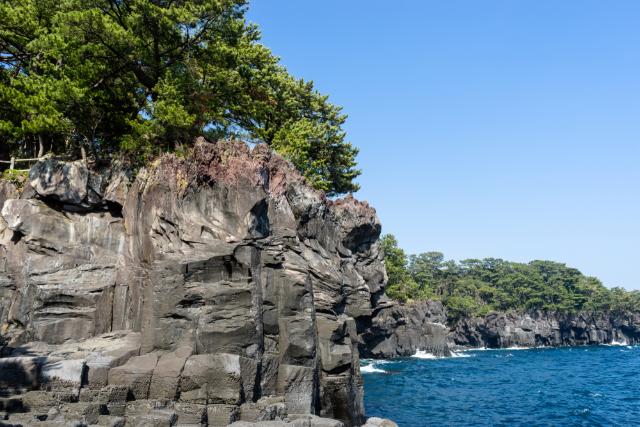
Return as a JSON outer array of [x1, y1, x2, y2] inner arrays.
[[359, 300, 640, 357], [450, 311, 640, 349], [0, 140, 391, 427], [358, 301, 449, 358]]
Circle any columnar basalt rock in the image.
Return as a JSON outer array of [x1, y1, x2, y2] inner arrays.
[[0, 139, 391, 426], [450, 311, 640, 349]]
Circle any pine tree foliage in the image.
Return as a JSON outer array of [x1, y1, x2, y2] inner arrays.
[[0, 0, 359, 195]]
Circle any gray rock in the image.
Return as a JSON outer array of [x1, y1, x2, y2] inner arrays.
[[362, 417, 398, 427], [148, 347, 191, 400], [207, 403, 239, 426], [238, 396, 287, 422], [29, 159, 89, 205], [450, 310, 640, 349], [40, 358, 85, 391], [108, 353, 159, 400], [172, 401, 207, 425], [58, 402, 106, 424], [0, 141, 392, 427], [277, 364, 316, 415], [360, 301, 450, 358]]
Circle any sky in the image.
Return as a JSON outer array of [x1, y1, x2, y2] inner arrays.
[[248, 1, 640, 290]]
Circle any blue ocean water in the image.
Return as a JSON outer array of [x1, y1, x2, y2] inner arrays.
[[362, 345, 640, 426]]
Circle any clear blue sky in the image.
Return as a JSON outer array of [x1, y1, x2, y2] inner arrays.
[[248, 1, 640, 290]]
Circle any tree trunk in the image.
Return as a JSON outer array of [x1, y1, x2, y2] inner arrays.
[[37, 135, 45, 158]]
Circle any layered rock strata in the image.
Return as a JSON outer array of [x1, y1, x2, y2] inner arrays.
[[0, 140, 393, 427]]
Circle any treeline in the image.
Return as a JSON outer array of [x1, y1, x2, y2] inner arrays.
[[0, 0, 358, 195], [381, 234, 640, 321]]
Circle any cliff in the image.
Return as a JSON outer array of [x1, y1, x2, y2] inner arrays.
[[0, 140, 396, 427], [450, 310, 640, 349], [364, 301, 640, 353], [358, 301, 449, 359]]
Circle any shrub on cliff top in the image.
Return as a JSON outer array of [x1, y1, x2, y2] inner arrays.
[[0, 0, 359, 195]]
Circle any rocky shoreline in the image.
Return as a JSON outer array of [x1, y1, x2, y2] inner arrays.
[[449, 310, 640, 350], [362, 301, 640, 358]]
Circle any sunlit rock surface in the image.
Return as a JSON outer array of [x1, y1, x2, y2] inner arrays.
[[0, 140, 394, 426]]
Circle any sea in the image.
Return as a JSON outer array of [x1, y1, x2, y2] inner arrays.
[[362, 343, 640, 426]]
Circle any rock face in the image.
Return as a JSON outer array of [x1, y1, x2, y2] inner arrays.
[[450, 311, 640, 348], [360, 299, 640, 356], [358, 301, 450, 358], [0, 140, 391, 426]]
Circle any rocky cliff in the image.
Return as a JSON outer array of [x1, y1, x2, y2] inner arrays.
[[358, 301, 449, 359], [361, 300, 640, 356], [0, 140, 398, 427], [450, 310, 640, 349]]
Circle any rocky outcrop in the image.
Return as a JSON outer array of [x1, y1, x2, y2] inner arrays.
[[358, 301, 449, 358], [450, 311, 640, 349], [360, 298, 640, 355], [0, 139, 393, 426]]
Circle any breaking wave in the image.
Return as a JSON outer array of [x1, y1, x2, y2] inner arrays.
[[360, 359, 389, 373]]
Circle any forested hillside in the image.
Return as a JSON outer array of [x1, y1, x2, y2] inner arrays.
[[381, 234, 640, 321]]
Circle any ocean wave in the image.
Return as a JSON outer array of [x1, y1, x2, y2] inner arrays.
[[360, 359, 390, 373], [608, 340, 629, 346], [412, 350, 472, 359], [460, 345, 550, 352], [412, 350, 438, 359], [361, 363, 387, 373]]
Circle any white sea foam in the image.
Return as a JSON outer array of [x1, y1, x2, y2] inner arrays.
[[412, 350, 438, 359], [360, 359, 390, 373], [360, 363, 387, 373], [460, 347, 489, 351], [450, 351, 471, 358], [609, 339, 629, 346], [461, 345, 549, 352], [412, 350, 473, 359]]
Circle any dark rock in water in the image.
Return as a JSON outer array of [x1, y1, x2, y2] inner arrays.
[[0, 140, 389, 426], [359, 300, 450, 358], [450, 311, 640, 349]]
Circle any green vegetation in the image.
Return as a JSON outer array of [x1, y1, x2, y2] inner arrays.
[[0, 169, 28, 189], [0, 0, 359, 195], [381, 234, 640, 321]]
